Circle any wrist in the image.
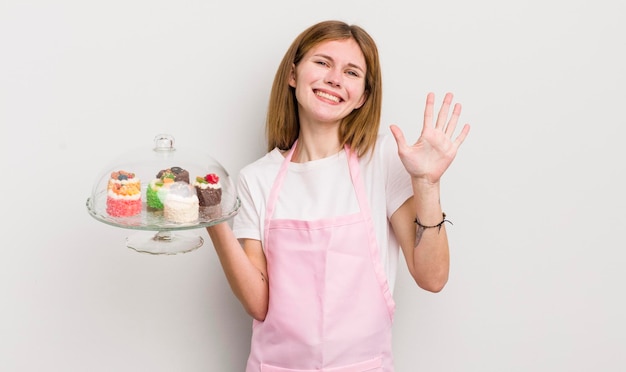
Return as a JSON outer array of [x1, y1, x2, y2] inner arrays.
[[411, 176, 440, 190], [411, 178, 441, 205]]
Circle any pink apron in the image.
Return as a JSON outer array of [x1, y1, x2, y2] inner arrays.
[[246, 142, 396, 372]]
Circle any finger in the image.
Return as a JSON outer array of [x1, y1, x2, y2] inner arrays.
[[445, 103, 462, 137], [453, 124, 471, 148], [389, 124, 408, 150], [435, 92, 453, 130], [423, 92, 435, 131]]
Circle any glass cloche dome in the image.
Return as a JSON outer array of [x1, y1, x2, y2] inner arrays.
[[86, 134, 240, 255]]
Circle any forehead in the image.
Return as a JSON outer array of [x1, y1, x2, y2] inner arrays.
[[305, 39, 366, 70]]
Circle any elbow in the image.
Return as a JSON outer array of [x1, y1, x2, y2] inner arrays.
[[245, 302, 268, 322], [410, 256, 450, 293], [419, 280, 447, 293], [249, 309, 267, 322], [414, 272, 448, 293]]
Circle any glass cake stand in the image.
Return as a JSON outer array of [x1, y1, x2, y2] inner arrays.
[[86, 134, 240, 255]]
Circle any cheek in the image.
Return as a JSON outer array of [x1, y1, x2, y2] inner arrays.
[[355, 93, 367, 109], [293, 85, 309, 106], [350, 84, 367, 106]]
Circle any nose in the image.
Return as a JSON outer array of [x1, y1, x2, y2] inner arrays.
[[325, 68, 341, 87]]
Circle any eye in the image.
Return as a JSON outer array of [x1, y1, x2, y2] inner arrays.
[[346, 70, 360, 78], [314, 60, 329, 67]]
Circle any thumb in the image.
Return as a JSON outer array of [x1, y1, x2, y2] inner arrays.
[[389, 124, 407, 150]]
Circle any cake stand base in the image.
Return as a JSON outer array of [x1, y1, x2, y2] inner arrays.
[[126, 231, 204, 255]]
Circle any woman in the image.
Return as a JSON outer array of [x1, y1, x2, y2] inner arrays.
[[207, 20, 470, 372]]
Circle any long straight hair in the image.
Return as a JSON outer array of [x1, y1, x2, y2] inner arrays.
[[265, 20, 382, 158]]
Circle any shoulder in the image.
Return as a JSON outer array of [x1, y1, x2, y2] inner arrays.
[[359, 132, 399, 167], [238, 148, 283, 182], [375, 132, 399, 155]]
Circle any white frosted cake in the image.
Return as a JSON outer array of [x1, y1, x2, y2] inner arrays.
[[163, 182, 199, 223]]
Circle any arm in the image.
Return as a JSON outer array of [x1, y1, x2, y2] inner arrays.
[[390, 190, 449, 292], [206, 223, 269, 321], [389, 92, 470, 292]]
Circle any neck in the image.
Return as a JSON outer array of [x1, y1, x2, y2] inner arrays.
[[291, 117, 343, 162], [291, 136, 342, 163]]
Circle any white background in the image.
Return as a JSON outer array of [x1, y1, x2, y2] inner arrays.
[[2, 0, 625, 371]]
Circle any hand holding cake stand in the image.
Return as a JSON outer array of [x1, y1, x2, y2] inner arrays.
[[86, 134, 240, 255]]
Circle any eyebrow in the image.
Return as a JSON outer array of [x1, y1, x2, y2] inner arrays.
[[314, 53, 366, 74]]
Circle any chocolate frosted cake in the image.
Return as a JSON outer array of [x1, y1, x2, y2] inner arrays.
[[194, 173, 222, 207], [156, 166, 189, 183]]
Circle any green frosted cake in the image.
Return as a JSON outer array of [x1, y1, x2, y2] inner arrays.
[[146, 166, 189, 210]]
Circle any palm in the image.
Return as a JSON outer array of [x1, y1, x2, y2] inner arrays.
[[390, 92, 470, 184]]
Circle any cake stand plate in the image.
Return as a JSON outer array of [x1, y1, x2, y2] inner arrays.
[[86, 195, 240, 255]]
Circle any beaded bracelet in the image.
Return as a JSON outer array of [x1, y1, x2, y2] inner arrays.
[[414, 212, 452, 232]]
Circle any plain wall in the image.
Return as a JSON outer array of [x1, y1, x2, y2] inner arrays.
[[2, 0, 625, 371]]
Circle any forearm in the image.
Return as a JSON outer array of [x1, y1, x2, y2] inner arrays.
[[410, 179, 450, 292], [206, 223, 269, 320]]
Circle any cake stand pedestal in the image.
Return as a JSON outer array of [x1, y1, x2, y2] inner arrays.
[[126, 230, 204, 255]]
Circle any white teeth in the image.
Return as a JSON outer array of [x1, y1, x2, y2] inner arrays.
[[316, 91, 340, 102]]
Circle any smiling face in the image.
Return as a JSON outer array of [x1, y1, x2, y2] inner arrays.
[[288, 38, 367, 128]]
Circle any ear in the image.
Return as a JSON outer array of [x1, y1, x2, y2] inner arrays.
[[288, 63, 296, 88]]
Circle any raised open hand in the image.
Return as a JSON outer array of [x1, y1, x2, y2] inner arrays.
[[390, 92, 470, 184]]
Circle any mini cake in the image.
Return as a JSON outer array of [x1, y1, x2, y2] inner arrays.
[[163, 182, 199, 223], [146, 166, 189, 210], [106, 170, 142, 217], [156, 166, 189, 183], [146, 179, 168, 210], [194, 173, 222, 207]]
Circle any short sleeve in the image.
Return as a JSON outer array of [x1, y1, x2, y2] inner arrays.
[[232, 169, 263, 242], [380, 134, 412, 218]]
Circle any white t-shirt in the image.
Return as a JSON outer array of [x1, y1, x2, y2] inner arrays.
[[232, 133, 413, 292]]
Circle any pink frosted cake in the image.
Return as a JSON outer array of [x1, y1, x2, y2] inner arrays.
[[163, 182, 199, 223], [106, 170, 142, 217]]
